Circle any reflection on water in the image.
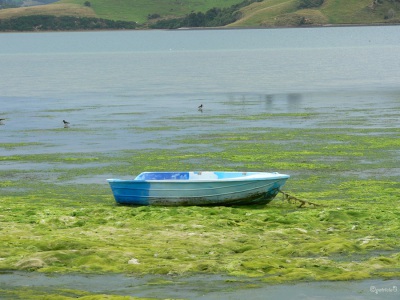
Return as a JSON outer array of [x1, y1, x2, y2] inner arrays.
[[287, 93, 302, 111], [225, 92, 303, 113], [1, 90, 399, 156], [262, 93, 302, 112]]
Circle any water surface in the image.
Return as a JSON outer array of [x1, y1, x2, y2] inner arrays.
[[0, 26, 399, 298]]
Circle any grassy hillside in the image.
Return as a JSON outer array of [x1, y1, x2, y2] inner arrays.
[[0, 3, 96, 20], [0, 0, 246, 24], [230, 0, 400, 27], [79, 0, 244, 23], [321, 0, 400, 24], [0, 0, 399, 27], [228, 0, 301, 27]]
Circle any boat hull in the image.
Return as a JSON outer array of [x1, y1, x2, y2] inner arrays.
[[107, 172, 289, 206]]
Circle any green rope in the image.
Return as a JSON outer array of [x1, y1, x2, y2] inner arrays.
[[279, 190, 322, 208]]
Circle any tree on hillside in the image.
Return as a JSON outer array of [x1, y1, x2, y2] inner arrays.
[[150, 0, 260, 29], [385, 8, 396, 18], [186, 12, 206, 27], [298, 0, 324, 9]]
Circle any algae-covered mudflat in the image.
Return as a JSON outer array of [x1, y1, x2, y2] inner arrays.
[[0, 89, 399, 299]]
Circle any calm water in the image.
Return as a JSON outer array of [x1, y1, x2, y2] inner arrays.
[[1, 26, 400, 155], [0, 272, 399, 300], [0, 27, 400, 299]]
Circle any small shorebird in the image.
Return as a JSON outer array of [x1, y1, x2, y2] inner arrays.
[[63, 120, 70, 127], [0, 118, 5, 125], [198, 104, 203, 112]]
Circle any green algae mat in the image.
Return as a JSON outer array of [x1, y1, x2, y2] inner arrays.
[[1, 96, 399, 299]]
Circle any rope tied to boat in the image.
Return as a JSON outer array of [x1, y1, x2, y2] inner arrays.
[[279, 190, 322, 208]]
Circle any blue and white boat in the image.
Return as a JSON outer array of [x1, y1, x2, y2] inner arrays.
[[107, 171, 289, 206]]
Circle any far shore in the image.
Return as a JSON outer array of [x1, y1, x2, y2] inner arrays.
[[0, 22, 399, 34]]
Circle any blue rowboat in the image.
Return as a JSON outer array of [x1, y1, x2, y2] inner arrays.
[[107, 171, 289, 206]]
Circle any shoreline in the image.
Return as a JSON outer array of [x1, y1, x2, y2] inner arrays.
[[0, 22, 399, 34]]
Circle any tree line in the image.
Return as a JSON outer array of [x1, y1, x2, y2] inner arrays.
[[0, 15, 137, 31], [149, 0, 329, 29], [150, 0, 263, 29], [298, 0, 324, 9]]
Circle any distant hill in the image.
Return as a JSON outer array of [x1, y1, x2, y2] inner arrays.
[[0, 0, 399, 31], [229, 0, 400, 27]]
